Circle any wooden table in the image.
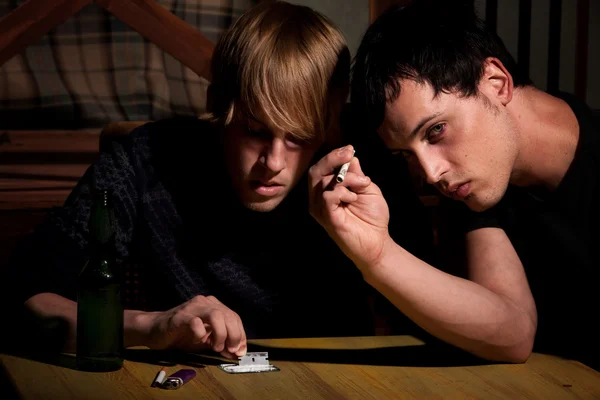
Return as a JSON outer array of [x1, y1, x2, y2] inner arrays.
[[2, 336, 599, 399]]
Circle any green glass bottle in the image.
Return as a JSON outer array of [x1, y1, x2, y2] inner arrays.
[[76, 189, 124, 372]]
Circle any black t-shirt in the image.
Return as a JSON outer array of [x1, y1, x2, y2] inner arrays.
[[6, 115, 435, 342], [448, 92, 599, 366]]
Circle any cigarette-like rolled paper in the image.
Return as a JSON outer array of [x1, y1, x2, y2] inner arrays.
[[336, 150, 355, 183]]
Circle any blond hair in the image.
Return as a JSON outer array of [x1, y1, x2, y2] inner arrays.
[[205, 1, 350, 146]]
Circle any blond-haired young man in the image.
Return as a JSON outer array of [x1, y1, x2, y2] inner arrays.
[[7, 2, 432, 359]]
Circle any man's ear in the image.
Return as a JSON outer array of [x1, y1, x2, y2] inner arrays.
[[479, 57, 513, 106]]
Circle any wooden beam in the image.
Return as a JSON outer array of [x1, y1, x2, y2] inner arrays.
[[369, 0, 412, 24], [518, 0, 532, 75], [96, 0, 215, 81], [575, 0, 589, 102], [485, 0, 498, 34], [0, 0, 92, 67], [547, 0, 562, 93]]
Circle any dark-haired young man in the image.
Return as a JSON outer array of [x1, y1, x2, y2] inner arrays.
[[309, 0, 598, 368]]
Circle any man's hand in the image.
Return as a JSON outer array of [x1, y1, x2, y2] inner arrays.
[[134, 295, 247, 359], [308, 145, 393, 270]]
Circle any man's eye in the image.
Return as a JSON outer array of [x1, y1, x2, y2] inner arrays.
[[427, 123, 446, 142], [286, 134, 310, 148], [247, 127, 270, 139]]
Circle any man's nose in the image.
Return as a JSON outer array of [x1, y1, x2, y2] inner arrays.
[[418, 154, 444, 185], [260, 139, 286, 173]]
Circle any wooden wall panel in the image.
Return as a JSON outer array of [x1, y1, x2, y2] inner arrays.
[[0, 129, 100, 210]]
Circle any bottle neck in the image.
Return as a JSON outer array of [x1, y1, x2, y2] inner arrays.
[[88, 189, 116, 252], [89, 235, 116, 257]]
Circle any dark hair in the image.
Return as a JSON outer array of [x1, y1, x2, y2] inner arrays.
[[351, 0, 531, 131]]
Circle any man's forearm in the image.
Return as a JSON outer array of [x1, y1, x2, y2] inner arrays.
[[24, 293, 151, 351], [360, 241, 536, 363]]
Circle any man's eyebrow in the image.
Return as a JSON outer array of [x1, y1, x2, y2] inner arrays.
[[389, 148, 412, 154], [409, 111, 442, 138]]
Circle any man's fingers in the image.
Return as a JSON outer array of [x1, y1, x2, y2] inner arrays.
[[185, 315, 208, 343], [203, 311, 227, 352], [201, 296, 244, 354], [205, 295, 224, 306], [235, 317, 247, 356], [309, 145, 355, 188], [230, 315, 247, 355], [223, 313, 244, 353], [319, 174, 336, 192], [314, 164, 369, 196], [342, 160, 383, 196], [347, 156, 366, 176], [336, 171, 371, 192], [219, 349, 238, 360], [235, 339, 247, 357], [323, 185, 358, 207]]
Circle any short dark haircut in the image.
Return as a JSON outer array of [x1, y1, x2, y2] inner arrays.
[[351, 0, 532, 131]]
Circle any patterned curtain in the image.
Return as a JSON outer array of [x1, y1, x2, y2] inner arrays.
[[0, 0, 257, 129]]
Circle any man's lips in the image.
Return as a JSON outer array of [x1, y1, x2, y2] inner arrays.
[[254, 180, 283, 187], [251, 180, 284, 196], [443, 182, 471, 200]]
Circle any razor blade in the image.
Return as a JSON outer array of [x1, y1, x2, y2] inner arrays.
[[218, 352, 280, 374]]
